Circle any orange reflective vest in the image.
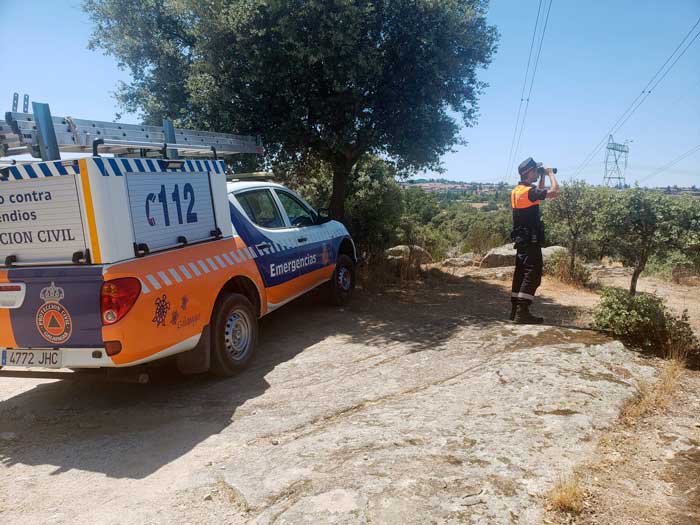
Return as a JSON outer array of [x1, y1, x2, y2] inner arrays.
[[511, 184, 540, 209]]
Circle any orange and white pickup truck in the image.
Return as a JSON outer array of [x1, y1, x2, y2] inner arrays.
[[0, 111, 357, 377]]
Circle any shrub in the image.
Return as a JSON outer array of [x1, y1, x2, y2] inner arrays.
[[644, 251, 698, 284], [460, 210, 511, 255], [544, 249, 591, 287], [592, 288, 698, 358]]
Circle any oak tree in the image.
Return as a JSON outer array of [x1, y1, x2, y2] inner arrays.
[[597, 188, 684, 295], [84, 0, 498, 218]]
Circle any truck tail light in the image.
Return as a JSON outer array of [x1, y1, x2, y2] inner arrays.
[[101, 278, 141, 325]]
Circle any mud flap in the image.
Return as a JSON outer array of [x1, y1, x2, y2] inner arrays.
[[176, 325, 211, 374]]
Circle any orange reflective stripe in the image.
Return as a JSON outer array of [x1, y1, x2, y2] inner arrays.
[[511, 185, 539, 209]]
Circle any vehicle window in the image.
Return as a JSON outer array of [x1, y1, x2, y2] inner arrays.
[[234, 189, 285, 229], [276, 191, 316, 227]]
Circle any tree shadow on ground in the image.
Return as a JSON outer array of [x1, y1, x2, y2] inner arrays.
[[0, 268, 586, 479]]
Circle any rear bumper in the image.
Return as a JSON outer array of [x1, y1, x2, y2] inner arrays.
[[61, 348, 116, 368], [1, 332, 201, 370]]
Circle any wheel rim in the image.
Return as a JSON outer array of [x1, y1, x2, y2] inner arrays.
[[224, 308, 252, 361], [337, 266, 352, 292]]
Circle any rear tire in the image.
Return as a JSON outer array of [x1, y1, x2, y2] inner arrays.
[[329, 254, 355, 306], [210, 293, 258, 377]]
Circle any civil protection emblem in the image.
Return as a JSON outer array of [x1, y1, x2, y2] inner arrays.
[[35, 282, 72, 345], [321, 244, 330, 266]]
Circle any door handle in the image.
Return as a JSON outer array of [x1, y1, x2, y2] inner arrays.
[[256, 242, 271, 251], [297, 237, 307, 243]]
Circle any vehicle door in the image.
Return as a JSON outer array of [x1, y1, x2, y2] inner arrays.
[[228, 188, 299, 291], [271, 188, 335, 282]]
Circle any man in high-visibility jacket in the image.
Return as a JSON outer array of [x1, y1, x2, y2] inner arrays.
[[510, 157, 559, 324]]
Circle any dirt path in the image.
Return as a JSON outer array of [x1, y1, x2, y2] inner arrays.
[[0, 269, 695, 523]]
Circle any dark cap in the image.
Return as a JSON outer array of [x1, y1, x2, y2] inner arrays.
[[518, 157, 542, 177]]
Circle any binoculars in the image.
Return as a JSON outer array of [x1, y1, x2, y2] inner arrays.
[[537, 167, 557, 175]]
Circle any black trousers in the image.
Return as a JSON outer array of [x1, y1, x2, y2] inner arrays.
[[511, 244, 543, 305]]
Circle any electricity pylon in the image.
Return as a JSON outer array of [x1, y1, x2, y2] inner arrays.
[[603, 135, 629, 188]]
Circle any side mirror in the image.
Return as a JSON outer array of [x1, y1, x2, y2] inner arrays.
[[316, 208, 331, 224]]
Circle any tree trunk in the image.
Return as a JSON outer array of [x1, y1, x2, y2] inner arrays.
[[329, 159, 353, 221], [629, 267, 642, 295], [569, 240, 577, 277]]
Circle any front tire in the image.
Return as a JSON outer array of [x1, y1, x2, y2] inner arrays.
[[210, 293, 258, 376], [330, 254, 355, 306]]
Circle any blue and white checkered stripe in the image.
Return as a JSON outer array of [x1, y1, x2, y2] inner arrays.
[[1, 158, 226, 181], [93, 158, 225, 177], [1, 161, 79, 181]]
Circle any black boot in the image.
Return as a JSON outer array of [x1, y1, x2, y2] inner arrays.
[[514, 303, 543, 325], [509, 302, 517, 321]]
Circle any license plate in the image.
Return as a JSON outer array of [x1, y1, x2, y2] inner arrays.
[[1, 349, 62, 368]]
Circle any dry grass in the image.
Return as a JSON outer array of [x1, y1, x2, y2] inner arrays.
[[546, 472, 585, 514], [666, 338, 690, 363], [620, 358, 685, 425]]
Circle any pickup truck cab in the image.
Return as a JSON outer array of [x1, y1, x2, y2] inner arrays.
[[0, 157, 357, 377]]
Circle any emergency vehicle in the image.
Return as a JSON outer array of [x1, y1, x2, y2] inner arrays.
[[0, 100, 357, 377]]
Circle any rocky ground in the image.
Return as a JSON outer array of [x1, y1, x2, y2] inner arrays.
[[0, 266, 697, 524]]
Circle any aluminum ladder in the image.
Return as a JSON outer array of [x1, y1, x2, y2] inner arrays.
[[1, 94, 262, 160]]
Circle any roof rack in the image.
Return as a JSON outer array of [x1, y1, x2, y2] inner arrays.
[[1, 96, 263, 160]]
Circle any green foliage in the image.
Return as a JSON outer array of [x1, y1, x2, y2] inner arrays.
[[84, 0, 498, 217], [544, 186, 700, 288], [674, 195, 700, 271], [544, 249, 591, 287], [644, 250, 698, 283], [595, 188, 686, 294], [271, 155, 333, 210], [593, 288, 698, 357], [402, 187, 441, 226], [346, 157, 403, 256], [461, 217, 509, 255], [542, 180, 601, 266]]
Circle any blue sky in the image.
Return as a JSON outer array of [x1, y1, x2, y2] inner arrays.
[[0, 0, 698, 186]]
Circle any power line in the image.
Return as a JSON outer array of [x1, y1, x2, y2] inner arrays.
[[504, 0, 544, 181], [571, 16, 700, 178], [647, 28, 700, 93], [606, 27, 700, 138], [510, 0, 554, 176], [638, 143, 700, 183]]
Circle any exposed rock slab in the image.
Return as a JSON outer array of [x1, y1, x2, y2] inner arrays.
[[218, 327, 653, 524], [0, 306, 654, 525]]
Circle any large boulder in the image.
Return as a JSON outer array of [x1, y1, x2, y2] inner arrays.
[[480, 244, 516, 268], [480, 244, 569, 268], [385, 245, 433, 267], [443, 252, 478, 268], [385, 245, 410, 258], [542, 245, 568, 262]]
